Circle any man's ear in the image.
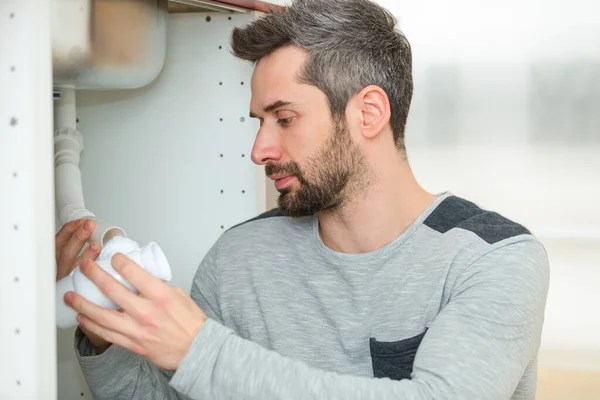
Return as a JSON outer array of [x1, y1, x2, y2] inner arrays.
[[355, 85, 391, 140]]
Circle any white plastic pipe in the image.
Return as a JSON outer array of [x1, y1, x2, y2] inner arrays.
[[53, 87, 126, 245], [56, 236, 172, 329]]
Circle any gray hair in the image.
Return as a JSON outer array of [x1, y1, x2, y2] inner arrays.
[[230, 0, 413, 150]]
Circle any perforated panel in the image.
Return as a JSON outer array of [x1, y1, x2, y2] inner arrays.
[[55, 11, 263, 399], [0, 0, 57, 399]]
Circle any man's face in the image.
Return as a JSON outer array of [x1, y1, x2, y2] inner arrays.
[[249, 46, 366, 217]]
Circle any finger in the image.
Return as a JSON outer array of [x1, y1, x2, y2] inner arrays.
[[79, 258, 148, 316], [58, 241, 101, 282], [65, 289, 140, 338], [111, 253, 169, 300], [55, 219, 85, 259], [80, 241, 101, 262], [76, 314, 146, 357], [57, 220, 95, 272]]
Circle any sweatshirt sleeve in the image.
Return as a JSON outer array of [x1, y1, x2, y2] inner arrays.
[[169, 239, 550, 400], [74, 240, 224, 399], [74, 328, 191, 400]]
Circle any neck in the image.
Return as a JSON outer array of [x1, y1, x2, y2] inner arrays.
[[317, 152, 436, 254]]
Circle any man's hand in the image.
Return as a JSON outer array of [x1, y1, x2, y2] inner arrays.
[[56, 219, 112, 354], [55, 219, 100, 281], [64, 253, 207, 370]]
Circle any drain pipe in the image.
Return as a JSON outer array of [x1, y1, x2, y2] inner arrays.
[[53, 87, 125, 245], [53, 87, 172, 329]]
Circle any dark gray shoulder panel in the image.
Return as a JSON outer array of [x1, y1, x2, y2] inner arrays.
[[226, 208, 284, 232], [424, 196, 530, 244]]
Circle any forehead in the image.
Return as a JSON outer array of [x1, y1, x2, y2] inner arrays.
[[250, 46, 309, 109]]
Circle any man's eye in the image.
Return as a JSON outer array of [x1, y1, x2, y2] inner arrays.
[[277, 117, 294, 127]]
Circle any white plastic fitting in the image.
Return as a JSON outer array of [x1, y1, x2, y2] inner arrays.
[[56, 236, 172, 329]]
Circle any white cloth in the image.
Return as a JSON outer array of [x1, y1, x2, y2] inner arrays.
[[56, 236, 171, 328]]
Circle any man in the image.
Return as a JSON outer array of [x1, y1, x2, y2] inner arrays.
[[56, 0, 550, 398]]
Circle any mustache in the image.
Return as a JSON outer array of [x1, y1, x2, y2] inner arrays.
[[265, 162, 302, 177]]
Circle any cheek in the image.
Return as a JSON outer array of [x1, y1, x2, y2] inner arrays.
[[286, 119, 332, 163]]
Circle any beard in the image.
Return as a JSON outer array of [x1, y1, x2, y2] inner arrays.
[[265, 119, 369, 218]]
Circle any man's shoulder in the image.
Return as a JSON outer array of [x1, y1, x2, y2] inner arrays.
[[422, 194, 548, 284], [424, 194, 532, 245], [421, 195, 549, 308]]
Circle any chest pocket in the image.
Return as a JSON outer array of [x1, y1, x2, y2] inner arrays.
[[370, 330, 427, 381]]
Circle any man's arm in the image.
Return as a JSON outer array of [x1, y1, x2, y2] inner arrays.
[[74, 329, 191, 400], [73, 240, 223, 399], [169, 239, 550, 400]]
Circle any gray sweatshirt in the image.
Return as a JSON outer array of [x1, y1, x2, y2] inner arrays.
[[74, 192, 550, 399]]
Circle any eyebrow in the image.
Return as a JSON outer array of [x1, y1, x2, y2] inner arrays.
[[249, 100, 294, 118]]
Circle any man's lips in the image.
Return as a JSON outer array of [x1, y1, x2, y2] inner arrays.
[[270, 174, 296, 190]]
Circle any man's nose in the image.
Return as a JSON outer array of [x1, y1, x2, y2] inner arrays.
[[251, 127, 282, 165]]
